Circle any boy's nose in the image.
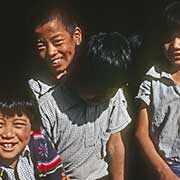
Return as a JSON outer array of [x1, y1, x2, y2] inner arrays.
[[48, 43, 58, 57], [1, 128, 14, 138]]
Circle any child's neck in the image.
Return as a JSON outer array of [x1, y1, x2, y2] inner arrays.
[[171, 66, 180, 85], [2, 158, 18, 169]]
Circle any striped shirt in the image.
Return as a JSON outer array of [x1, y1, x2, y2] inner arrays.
[[29, 78, 131, 180]]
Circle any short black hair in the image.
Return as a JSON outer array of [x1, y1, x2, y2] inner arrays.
[[160, 1, 180, 41], [28, 0, 80, 36], [0, 82, 41, 131], [77, 32, 132, 88]]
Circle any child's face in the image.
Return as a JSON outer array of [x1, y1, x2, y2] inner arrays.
[[0, 113, 32, 167], [163, 33, 180, 69], [35, 18, 82, 79]]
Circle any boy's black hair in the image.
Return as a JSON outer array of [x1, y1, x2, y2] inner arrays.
[[28, 0, 80, 36], [77, 32, 132, 88], [0, 82, 41, 131], [160, 1, 180, 42]]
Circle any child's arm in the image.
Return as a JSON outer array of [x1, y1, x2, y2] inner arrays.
[[31, 131, 69, 180], [135, 103, 180, 180], [107, 132, 125, 180]]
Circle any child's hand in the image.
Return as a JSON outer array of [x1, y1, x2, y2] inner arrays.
[[61, 172, 70, 180], [160, 167, 179, 180]]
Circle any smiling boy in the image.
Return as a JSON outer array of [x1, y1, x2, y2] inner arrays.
[[0, 113, 32, 169], [0, 84, 68, 180], [28, 2, 82, 101]]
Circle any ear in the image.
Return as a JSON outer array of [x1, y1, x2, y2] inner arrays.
[[73, 27, 82, 46], [30, 130, 33, 135]]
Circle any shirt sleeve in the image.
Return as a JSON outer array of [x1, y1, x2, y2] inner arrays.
[[135, 78, 151, 106], [108, 89, 132, 134], [32, 132, 67, 180], [28, 79, 41, 100], [39, 100, 57, 145]]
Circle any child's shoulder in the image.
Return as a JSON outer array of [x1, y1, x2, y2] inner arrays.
[[30, 131, 56, 150], [29, 131, 65, 178], [144, 65, 171, 82], [31, 130, 45, 139], [109, 88, 129, 109], [146, 65, 162, 77]]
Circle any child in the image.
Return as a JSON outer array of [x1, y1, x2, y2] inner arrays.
[[74, 32, 132, 105], [67, 32, 133, 179], [31, 32, 132, 179], [0, 83, 68, 180], [28, 1, 82, 93], [135, 1, 180, 180]]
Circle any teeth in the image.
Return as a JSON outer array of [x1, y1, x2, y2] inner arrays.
[[53, 59, 61, 64], [3, 144, 13, 148]]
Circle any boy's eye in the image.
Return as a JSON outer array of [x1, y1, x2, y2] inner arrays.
[[53, 39, 63, 46], [14, 123, 26, 128], [35, 39, 46, 50], [0, 122, 4, 128], [13, 121, 27, 128], [36, 43, 46, 51]]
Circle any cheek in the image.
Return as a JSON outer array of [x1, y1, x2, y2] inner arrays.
[[38, 50, 46, 60], [60, 41, 76, 56], [17, 128, 32, 143], [163, 43, 170, 51], [163, 44, 170, 56]]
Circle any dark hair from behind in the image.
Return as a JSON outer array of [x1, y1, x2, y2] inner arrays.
[[0, 82, 41, 131], [77, 32, 132, 88]]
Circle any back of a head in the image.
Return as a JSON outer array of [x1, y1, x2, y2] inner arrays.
[[79, 32, 132, 88]]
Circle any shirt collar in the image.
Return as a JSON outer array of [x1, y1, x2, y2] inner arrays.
[[146, 66, 174, 82], [0, 146, 30, 168], [29, 72, 71, 98], [21, 145, 31, 158]]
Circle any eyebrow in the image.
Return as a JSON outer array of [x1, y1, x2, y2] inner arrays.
[[0, 118, 28, 123], [14, 118, 28, 121]]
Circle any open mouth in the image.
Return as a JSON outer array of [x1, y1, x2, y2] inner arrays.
[[169, 51, 180, 60], [52, 58, 62, 67], [173, 54, 180, 61], [175, 52, 180, 56], [0, 143, 17, 151]]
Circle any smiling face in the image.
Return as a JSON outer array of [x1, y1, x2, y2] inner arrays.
[[0, 113, 32, 167], [163, 32, 180, 69], [35, 18, 82, 79]]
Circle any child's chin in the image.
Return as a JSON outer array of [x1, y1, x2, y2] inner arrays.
[[0, 155, 18, 167], [85, 99, 105, 106]]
